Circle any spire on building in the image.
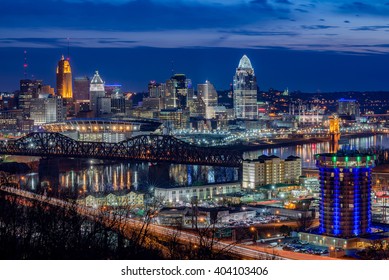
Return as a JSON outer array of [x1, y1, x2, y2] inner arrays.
[[91, 71, 104, 85]]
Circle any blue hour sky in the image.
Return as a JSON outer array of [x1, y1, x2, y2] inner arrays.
[[1, 0, 389, 92]]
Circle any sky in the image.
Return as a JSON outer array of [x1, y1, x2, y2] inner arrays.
[[1, 0, 389, 92]]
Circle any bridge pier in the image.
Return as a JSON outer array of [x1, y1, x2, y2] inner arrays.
[[148, 163, 170, 188], [38, 158, 60, 197]]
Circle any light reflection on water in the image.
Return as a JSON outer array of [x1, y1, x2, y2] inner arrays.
[[18, 135, 389, 196], [244, 135, 389, 168], [21, 161, 238, 197]]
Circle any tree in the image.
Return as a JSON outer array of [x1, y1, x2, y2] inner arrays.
[[358, 240, 389, 260], [296, 211, 314, 231], [279, 225, 292, 237]]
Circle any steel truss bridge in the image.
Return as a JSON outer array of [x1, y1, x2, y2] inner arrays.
[[0, 132, 242, 167]]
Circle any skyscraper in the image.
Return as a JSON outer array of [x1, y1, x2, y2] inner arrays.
[[18, 79, 43, 116], [90, 71, 105, 117], [148, 81, 164, 98], [30, 95, 65, 125], [163, 74, 193, 109], [56, 55, 73, 99], [316, 151, 375, 237], [197, 80, 218, 119], [73, 76, 90, 101], [233, 55, 258, 119]]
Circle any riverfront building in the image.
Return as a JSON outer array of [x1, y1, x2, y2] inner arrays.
[[154, 182, 241, 204], [299, 151, 384, 250], [316, 151, 375, 237], [242, 155, 302, 189]]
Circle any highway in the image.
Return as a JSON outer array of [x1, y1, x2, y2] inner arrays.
[[0, 186, 335, 260]]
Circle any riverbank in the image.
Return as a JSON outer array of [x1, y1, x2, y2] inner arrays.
[[227, 132, 384, 152], [227, 138, 329, 152]]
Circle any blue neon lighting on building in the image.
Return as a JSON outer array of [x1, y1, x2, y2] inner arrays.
[[333, 167, 341, 235], [366, 168, 372, 232], [338, 98, 356, 102], [319, 167, 325, 234], [316, 152, 374, 238], [353, 167, 360, 236]]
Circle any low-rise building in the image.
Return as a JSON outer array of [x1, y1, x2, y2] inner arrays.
[[77, 191, 144, 208], [154, 182, 241, 204]]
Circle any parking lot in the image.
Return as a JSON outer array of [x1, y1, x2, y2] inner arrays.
[[278, 238, 329, 256], [227, 215, 289, 227]]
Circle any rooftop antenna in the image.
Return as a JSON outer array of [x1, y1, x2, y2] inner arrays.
[[171, 60, 174, 77], [67, 37, 70, 60], [23, 50, 28, 79]]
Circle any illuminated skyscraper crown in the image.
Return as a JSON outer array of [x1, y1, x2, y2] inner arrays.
[[238, 55, 253, 69], [91, 71, 104, 85]]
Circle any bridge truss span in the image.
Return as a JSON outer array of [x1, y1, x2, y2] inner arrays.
[[0, 132, 242, 167]]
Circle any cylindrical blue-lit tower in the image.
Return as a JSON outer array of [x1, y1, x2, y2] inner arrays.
[[316, 151, 375, 237]]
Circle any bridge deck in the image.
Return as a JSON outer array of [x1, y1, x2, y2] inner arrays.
[[0, 132, 243, 167]]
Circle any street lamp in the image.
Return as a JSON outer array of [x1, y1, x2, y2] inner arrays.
[[250, 226, 258, 242]]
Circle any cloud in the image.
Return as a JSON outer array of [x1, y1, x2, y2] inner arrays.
[[0, 0, 288, 31], [338, 1, 389, 16], [274, 0, 293, 4], [1, 0, 389, 55], [225, 29, 299, 36], [295, 8, 309, 13], [351, 25, 389, 31], [250, 0, 269, 4], [301, 25, 338, 30]]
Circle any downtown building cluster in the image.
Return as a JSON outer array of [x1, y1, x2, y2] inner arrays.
[[0, 54, 262, 134], [133, 55, 260, 132]]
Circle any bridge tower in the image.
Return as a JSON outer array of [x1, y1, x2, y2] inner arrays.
[[329, 115, 340, 153]]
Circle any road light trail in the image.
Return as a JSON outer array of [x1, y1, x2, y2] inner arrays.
[[0, 186, 335, 260]]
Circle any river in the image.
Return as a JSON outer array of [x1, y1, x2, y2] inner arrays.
[[10, 134, 389, 197]]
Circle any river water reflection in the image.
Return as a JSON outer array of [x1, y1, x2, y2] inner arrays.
[[244, 134, 389, 168], [17, 134, 389, 197], [20, 160, 238, 198]]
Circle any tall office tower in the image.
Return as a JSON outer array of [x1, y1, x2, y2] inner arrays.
[[19, 79, 43, 116], [197, 80, 218, 119], [97, 97, 111, 116], [73, 76, 90, 101], [163, 74, 193, 109], [30, 95, 65, 125], [164, 79, 176, 109], [148, 81, 164, 98], [90, 71, 105, 117], [316, 151, 375, 237], [111, 95, 130, 116], [337, 98, 360, 118], [233, 55, 258, 119], [56, 55, 73, 99], [188, 96, 206, 118]]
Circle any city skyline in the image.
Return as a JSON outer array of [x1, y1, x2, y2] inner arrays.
[[1, 0, 389, 92]]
